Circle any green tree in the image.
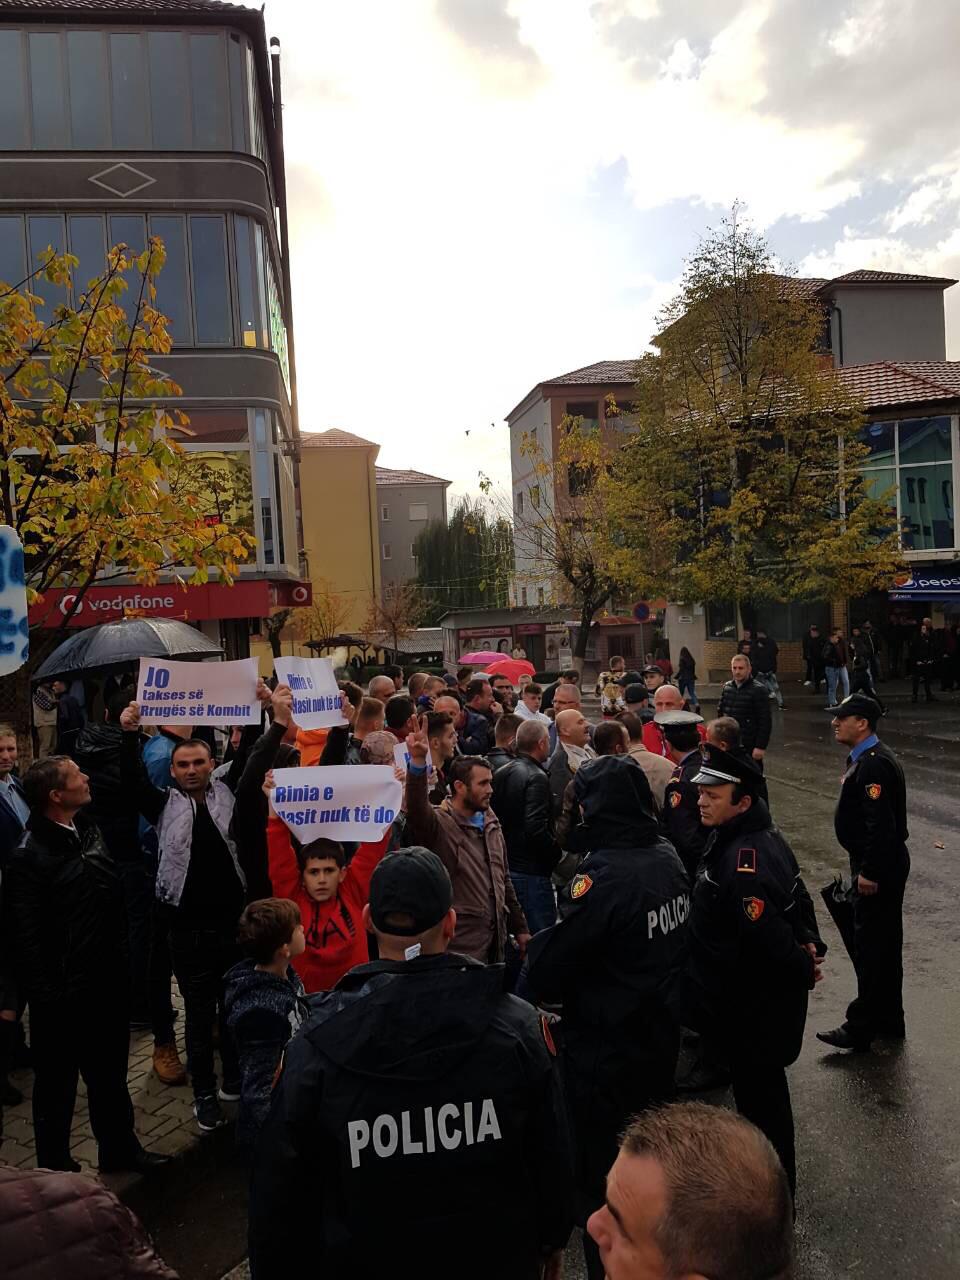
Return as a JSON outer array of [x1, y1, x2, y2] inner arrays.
[[413, 496, 513, 624], [0, 238, 255, 708], [603, 205, 904, 609]]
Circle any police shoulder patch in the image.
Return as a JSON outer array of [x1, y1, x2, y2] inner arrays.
[[668, 790, 682, 808], [736, 847, 757, 874], [570, 873, 593, 900], [743, 896, 765, 922], [866, 783, 882, 800]]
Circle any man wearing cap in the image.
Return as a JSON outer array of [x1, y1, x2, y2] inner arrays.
[[683, 744, 824, 1200], [249, 848, 574, 1279], [526, 756, 689, 1280], [817, 693, 909, 1052], [641, 685, 706, 758], [716, 655, 772, 762], [659, 710, 708, 882]]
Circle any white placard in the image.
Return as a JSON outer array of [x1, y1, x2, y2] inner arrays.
[[0, 526, 29, 676], [273, 655, 348, 730], [136, 657, 260, 725], [270, 765, 402, 844], [393, 740, 412, 774]]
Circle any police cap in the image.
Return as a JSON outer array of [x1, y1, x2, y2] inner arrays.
[[368, 846, 453, 936], [691, 743, 763, 793], [653, 710, 704, 726], [827, 692, 882, 726]]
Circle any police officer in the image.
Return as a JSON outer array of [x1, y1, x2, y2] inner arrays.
[[683, 745, 823, 1200], [248, 847, 573, 1280], [525, 756, 689, 1280], [817, 693, 909, 1052], [659, 710, 708, 882]]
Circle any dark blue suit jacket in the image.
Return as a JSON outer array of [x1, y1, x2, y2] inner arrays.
[[0, 774, 27, 868]]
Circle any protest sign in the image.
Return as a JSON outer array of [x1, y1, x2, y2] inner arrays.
[[271, 765, 402, 844], [273, 655, 347, 730], [136, 657, 260, 725], [0, 526, 29, 676], [393, 740, 411, 775]]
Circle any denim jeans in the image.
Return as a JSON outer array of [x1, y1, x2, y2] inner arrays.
[[677, 676, 697, 705], [825, 665, 850, 705], [509, 871, 557, 935]]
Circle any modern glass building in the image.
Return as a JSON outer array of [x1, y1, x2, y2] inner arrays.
[[1, 0, 308, 656]]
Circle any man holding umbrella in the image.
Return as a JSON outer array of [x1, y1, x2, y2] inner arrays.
[[818, 693, 910, 1053]]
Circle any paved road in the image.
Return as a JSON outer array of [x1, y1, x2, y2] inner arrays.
[[7, 691, 958, 1279]]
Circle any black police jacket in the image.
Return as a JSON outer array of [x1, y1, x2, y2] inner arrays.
[[4, 813, 128, 1008], [526, 837, 689, 1076], [683, 801, 821, 1067], [248, 952, 573, 1280], [716, 676, 771, 751], [662, 752, 709, 881], [492, 753, 561, 877], [834, 740, 908, 881]]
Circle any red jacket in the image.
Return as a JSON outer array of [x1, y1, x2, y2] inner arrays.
[[266, 816, 389, 993], [642, 719, 706, 758]]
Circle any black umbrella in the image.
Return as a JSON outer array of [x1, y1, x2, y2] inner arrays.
[[33, 617, 223, 682], [820, 875, 857, 963]]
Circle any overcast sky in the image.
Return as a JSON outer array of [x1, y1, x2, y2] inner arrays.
[[262, 0, 960, 499]]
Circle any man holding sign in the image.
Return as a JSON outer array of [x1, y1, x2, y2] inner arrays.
[[120, 677, 270, 1136]]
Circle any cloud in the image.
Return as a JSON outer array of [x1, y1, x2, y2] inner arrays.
[[436, 0, 539, 64]]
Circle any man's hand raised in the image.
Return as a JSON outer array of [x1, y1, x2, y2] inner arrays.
[[405, 716, 430, 766], [272, 683, 295, 728], [256, 677, 272, 706], [120, 701, 141, 733]]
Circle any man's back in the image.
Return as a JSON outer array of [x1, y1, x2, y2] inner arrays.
[[492, 754, 558, 876], [249, 953, 572, 1280]]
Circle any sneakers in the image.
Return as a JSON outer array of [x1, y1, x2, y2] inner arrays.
[[194, 1093, 227, 1132], [218, 1082, 241, 1103], [153, 1041, 188, 1087]]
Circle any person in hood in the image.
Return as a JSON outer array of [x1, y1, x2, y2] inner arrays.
[[225, 897, 309, 1148], [526, 755, 690, 1280], [248, 847, 573, 1280]]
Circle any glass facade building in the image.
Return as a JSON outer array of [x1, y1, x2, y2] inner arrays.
[[859, 415, 956, 552], [0, 4, 303, 649]]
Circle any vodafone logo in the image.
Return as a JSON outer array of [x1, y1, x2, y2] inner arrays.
[[292, 585, 310, 604], [58, 591, 177, 617]]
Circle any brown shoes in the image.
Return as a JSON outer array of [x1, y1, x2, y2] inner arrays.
[[153, 1041, 188, 1086]]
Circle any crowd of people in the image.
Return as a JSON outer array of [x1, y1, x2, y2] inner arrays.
[[0, 650, 912, 1279]]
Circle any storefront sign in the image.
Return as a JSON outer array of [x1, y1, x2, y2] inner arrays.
[[29, 580, 309, 627], [890, 566, 960, 599], [135, 657, 261, 725]]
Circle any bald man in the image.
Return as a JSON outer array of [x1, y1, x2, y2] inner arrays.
[[547, 707, 595, 820], [642, 685, 706, 757], [368, 674, 397, 704], [547, 682, 583, 754]]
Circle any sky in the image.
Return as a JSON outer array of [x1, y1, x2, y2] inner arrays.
[[260, 0, 960, 500]]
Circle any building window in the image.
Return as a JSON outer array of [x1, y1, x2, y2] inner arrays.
[[148, 31, 191, 148], [516, 490, 524, 515], [565, 400, 599, 430], [109, 33, 149, 148], [859, 416, 955, 551], [521, 586, 528, 606], [530, 485, 540, 509], [381, 505, 390, 521], [67, 31, 109, 148], [411, 544, 418, 558], [706, 601, 737, 639], [409, 502, 428, 521], [189, 215, 232, 344], [537, 587, 545, 605], [382, 544, 392, 560], [568, 463, 595, 496]]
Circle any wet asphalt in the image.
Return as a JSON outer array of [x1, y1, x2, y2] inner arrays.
[[131, 684, 960, 1279]]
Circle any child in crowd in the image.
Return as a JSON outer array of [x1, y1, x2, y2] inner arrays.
[[224, 899, 310, 1147], [264, 774, 393, 992]]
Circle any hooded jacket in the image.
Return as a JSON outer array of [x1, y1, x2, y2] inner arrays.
[[266, 816, 390, 993], [224, 958, 309, 1146], [527, 756, 689, 1077], [74, 721, 141, 861], [248, 952, 573, 1280]]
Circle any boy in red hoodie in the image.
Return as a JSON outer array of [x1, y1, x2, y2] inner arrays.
[[265, 790, 391, 993]]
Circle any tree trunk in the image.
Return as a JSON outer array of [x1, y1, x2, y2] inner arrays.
[[0, 667, 37, 767]]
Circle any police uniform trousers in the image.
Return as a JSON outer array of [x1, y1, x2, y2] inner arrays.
[[729, 1062, 796, 1199], [845, 854, 909, 1041], [30, 998, 138, 1169]]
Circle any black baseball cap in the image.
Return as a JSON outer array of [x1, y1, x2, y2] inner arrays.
[[827, 692, 882, 725], [368, 846, 453, 936], [623, 683, 649, 705], [692, 743, 763, 793]]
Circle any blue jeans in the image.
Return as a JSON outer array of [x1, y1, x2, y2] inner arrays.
[[509, 871, 557, 935], [677, 676, 697, 705], [826, 665, 850, 706]]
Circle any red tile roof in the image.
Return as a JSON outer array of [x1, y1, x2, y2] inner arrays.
[[300, 429, 379, 450], [837, 361, 960, 410], [375, 466, 450, 487], [829, 269, 957, 287]]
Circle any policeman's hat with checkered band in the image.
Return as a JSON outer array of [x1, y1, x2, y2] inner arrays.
[[691, 743, 763, 793]]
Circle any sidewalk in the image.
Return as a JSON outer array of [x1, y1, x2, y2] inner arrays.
[[2, 991, 209, 1186]]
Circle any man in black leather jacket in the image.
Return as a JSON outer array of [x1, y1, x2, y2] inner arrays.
[[491, 720, 561, 935], [3, 756, 167, 1175]]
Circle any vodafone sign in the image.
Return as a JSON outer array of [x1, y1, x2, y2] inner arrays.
[[30, 579, 311, 628]]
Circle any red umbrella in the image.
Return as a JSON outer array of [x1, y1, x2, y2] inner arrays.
[[459, 650, 496, 665], [485, 656, 535, 684]]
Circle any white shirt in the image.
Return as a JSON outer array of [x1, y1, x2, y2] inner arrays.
[[515, 702, 551, 725]]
